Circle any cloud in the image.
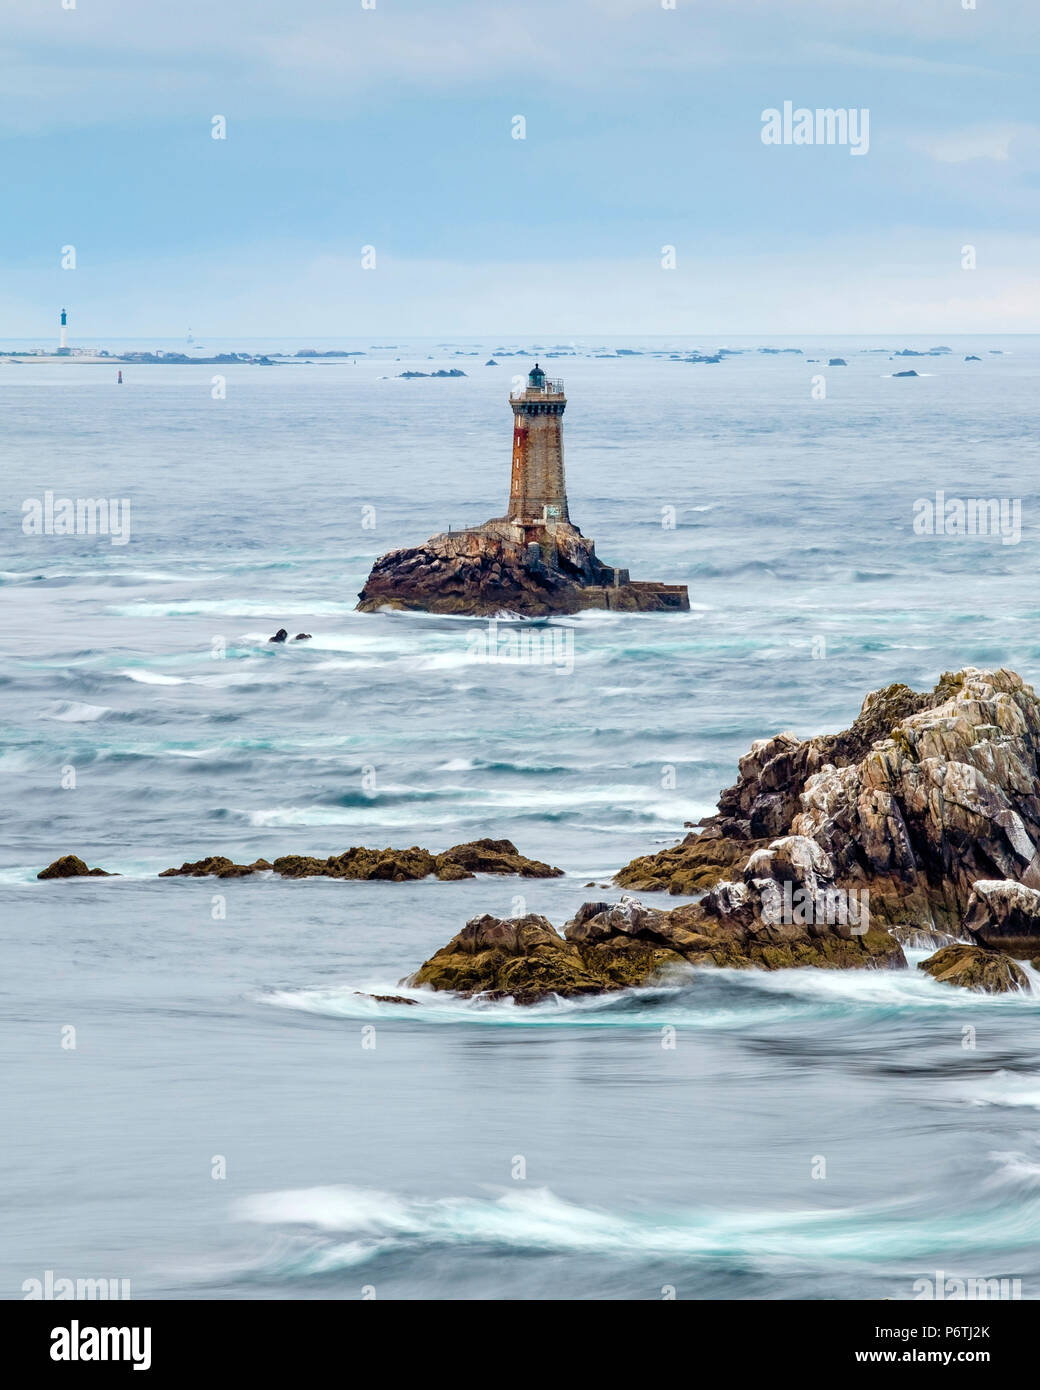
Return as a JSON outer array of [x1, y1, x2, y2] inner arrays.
[[914, 123, 1040, 164], [6, 233, 1040, 336]]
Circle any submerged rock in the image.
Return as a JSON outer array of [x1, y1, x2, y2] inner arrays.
[[918, 944, 1029, 995], [37, 855, 115, 880], [619, 669, 1040, 935]]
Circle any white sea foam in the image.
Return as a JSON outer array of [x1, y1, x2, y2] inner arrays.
[[234, 1180, 1040, 1268], [119, 668, 187, 685], [42, 700, 112, 722]]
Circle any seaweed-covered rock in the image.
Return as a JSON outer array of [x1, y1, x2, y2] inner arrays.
[[37, 855, 115, 880], [434, 838, 563, 879], [159, 857, 272, 878], [273, 847, 438, 881], [918, 943, 1029, 995], [408, 911, 680, 1005], [270, 839, 562, 882], [619, 669, 1040, 935]]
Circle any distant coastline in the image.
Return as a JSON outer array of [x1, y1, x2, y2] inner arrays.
[[0, 348, 370, 366]]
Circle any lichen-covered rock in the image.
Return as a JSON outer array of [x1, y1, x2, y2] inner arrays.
[[961, 880, 1040, 956], [37, 855, 115, 880], [159, 857, 272, 878], [619, 669, 1040, 935], [615, 827, 769, 895], [918, 943, 1030, 994], [410, 838, 905, 1004], [634, 836, 904, 972]]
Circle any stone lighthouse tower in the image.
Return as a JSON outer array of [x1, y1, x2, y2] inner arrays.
[[507, 363, 570, 523], [356, 363, 690, 615]]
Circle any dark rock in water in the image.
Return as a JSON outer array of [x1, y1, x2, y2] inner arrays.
[[268, 629, 288, 643], [918, 943, 1029, 994], [828, 358, 847, 366], [38, 855, 115, 880], [274, 847, 438, 881], [485, 359, 498, 366], [407, 912, 665, 1005], [357, 520, 688, 617], [270, 839, 561, 882], [965, 355, 982, 362], [410, 841, 904, 1003], [892, 370, 919, 377], [617, 668, 1040, 937], [962, 881, 1040, 956], [292, 633, 311, 641], [435, 838, 562, 879], [354, 991, 418, 1006], [160, 856, 272, 878], [398, 369, 466, 378]]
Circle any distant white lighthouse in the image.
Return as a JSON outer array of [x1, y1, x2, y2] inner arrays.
[[59, 308, 68, 351]]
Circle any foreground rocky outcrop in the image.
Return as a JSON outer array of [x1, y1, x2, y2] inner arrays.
[[409, 835, 905, 1003], [618, 669, 1040, 936], [357, 520, 688, 617], [37, 855, 115, 880], [918, 943, 1029, 995]]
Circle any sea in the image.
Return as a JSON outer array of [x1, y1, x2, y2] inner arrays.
[[2, 334, 1040, 1301]]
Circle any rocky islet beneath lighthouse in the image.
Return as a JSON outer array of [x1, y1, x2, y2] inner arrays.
[[356, 365, 690, 616]]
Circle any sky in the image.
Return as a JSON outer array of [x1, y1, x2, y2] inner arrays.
[[2, 0, 1040, 337]]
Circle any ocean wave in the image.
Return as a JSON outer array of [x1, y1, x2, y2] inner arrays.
[[260, 960, 1040, 1032], [957, 1069, 1040, 1112], [244, 788, 692, 829], [108, 599, 366, 618], [232, 1180, 1040, 1276], [40, 700, 112, 722], [119, 668, 187, 685]]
